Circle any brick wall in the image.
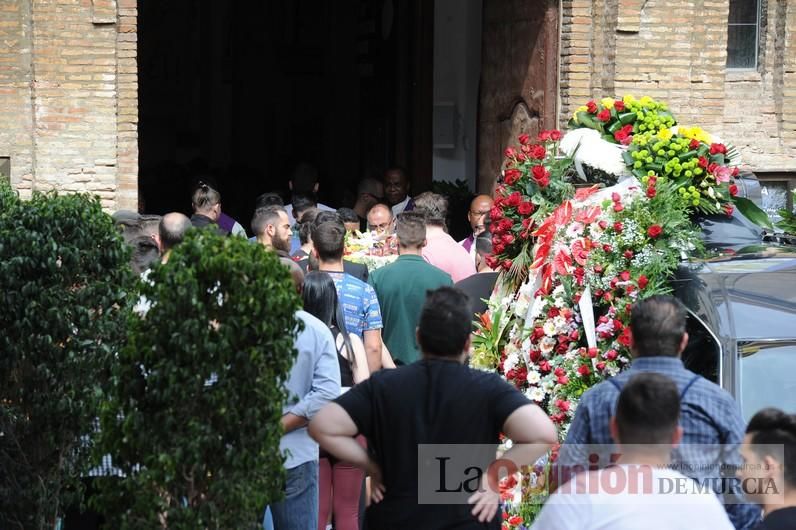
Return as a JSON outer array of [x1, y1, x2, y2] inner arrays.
[[0, 0, 137, 210], [559, 0, 796, 173]]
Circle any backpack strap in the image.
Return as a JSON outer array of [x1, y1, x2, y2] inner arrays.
[[679, 374, 701, 400]]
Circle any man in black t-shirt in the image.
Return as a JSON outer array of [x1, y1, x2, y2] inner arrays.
[[309, 287, 557, 530], [739, 408, 796, 529]]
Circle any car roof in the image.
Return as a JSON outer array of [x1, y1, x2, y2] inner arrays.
[[675, 245, 796, 341]]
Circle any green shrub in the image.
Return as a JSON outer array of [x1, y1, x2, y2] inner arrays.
[[0, 183, 134, 529], [95, 229, 300, 529]]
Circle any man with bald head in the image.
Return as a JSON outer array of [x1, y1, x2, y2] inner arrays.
[[158, 212, 192, 264], [459, 194, 494, 263], [367, 203, 395, 236]]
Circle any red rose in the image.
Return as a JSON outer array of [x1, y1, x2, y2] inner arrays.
[[506, 191, 522, 207], [599, 220, 608, 229], [618, 327, 632, 347], [602, 244, 612, 252], [623, 250, 634, 259], [614, 130, 629, 143], [587, 347, 599, 358], [596, 361, 607, 371], [597, 109, 611, 122], [508, 515, 523, 526], [709, 143, 727, 155], [620, 270, 631, 281], [558, 375, 569, 385], [531, 165, 550, 181], [613, 203, 624, 212], [698, 156, 709, 169], [724, 203, 735, 216], [647, 224, 663, 238], [549, 130, 562, 141], [539, 360, 551, 373], [646, 186, 657, 198], [556, 399, 571, 412], [729, 184, 738, 197], [485, 254, 499, 269], [502, 233, 515, 245], [504, 147, 517, 158], [586, 100, 598, 114], [538, 130, 551, 142], [490, 205, 504, 220], [536, 176, 550, 188], [614, 100, 625, 112], [732, 166, 740, 177], [499, 218, 514, 232], [516, 152, 527, 162], [638, 274, 649, 289], [602, 292, 613, 302], [548, 307, 560, 318], [708, 162, 719, 175], [577, 364, 591, 376], [605, 349, 618, 361], [689, 139, 701, 150], [502, 259, 513, 271], [518, 201, 534, 216], [611, 192, 621, 203], [493, 242, 505, 254], [504, 168, 521, 186], [530, 144, 547, 160], [518, 133, 530, 145]]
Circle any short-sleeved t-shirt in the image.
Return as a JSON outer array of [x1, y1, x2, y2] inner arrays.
[[325, 271, 383, 338], [335, 358, 530, 530]]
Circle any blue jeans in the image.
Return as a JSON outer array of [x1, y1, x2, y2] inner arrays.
[[266, 460, 319, 530]]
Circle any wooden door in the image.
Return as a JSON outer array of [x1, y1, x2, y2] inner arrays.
[[477, 0, 559, 193]]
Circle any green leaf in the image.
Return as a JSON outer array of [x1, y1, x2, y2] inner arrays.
[[733, 196, 774, 229], [618, 111, 637, 125]]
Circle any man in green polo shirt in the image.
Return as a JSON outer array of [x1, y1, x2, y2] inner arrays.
[[368, 211, 453, 364]]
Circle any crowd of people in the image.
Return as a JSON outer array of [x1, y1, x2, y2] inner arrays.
[[112, 168, 795, 530]]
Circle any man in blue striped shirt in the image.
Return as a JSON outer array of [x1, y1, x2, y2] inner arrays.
[[558, 295, 761, 529]]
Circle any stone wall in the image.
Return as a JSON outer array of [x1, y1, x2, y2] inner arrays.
[[559, 0, 796, 173], [0, 0, 136, 210]]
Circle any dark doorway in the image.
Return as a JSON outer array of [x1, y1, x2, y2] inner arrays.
[[138, 0, 433, 226]]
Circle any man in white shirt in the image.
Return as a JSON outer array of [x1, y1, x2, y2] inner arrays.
[[532, 372, 733, 530]]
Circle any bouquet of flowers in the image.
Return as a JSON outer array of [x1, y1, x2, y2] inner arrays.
[[568, 95, 676, 145], [490, 130, 575, 287], [343, 230, 398, 271]]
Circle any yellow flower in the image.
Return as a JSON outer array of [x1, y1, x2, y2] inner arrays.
[[657, 128, 673, 141], [639, 95, 654, 107], [601, 97, 615, 110], [623, 94, 636, 105], [677, 126, 712, 144]]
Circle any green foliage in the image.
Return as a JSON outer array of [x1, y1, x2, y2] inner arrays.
[[774, 191, 796, 234], [0, 182, 135, 529], [95, 229, 301, 529]]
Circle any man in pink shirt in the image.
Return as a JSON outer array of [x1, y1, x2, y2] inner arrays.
[[413, 192, 476, 282]]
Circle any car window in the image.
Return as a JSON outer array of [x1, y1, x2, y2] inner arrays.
[[739, 340, 796, 422], [682, 314, 720, 384]]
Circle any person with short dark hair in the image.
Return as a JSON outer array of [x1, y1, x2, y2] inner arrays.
[[286, 162, 335, 224], [291, 208, 320, 261], [739, 408, 796, 529], [353, 177, 384, 230], [336, 207, 360, 233], [309, 287, 557, 530], [291, 193, 318, 224], [251, 206, 292, 256], [367, 212, 452, 364], [255, 192, 285, 209], [559, 295, 759, 529], [312, 219, 384, 373], [533, 373, 734, 529], [414, 191, 476, 282], [454, 229, 499, 317], [158, 212, 192, 263], [383, 166, 414, 216], [295, 211, 369, 283]]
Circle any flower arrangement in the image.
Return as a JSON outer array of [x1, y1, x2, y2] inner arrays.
[[343, 231, 398, 270], [568, 95, 676, 145], [490, 130, 575, 286]]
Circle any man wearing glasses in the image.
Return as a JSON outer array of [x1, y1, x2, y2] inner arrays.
[[459, 195, 494, 264]]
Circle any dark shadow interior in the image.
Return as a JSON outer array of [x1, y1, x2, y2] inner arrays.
[[138, 0, 432, 226], [681, 313, 720, 384]]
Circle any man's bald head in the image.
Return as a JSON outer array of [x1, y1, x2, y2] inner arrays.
[[159, 212, 192, 253], [367, 203, 394, 235], [468, 194, 494, 235]]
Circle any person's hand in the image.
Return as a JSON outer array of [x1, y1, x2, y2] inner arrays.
[[366, 459, 386, 503], [467, 476, 500, 523]]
